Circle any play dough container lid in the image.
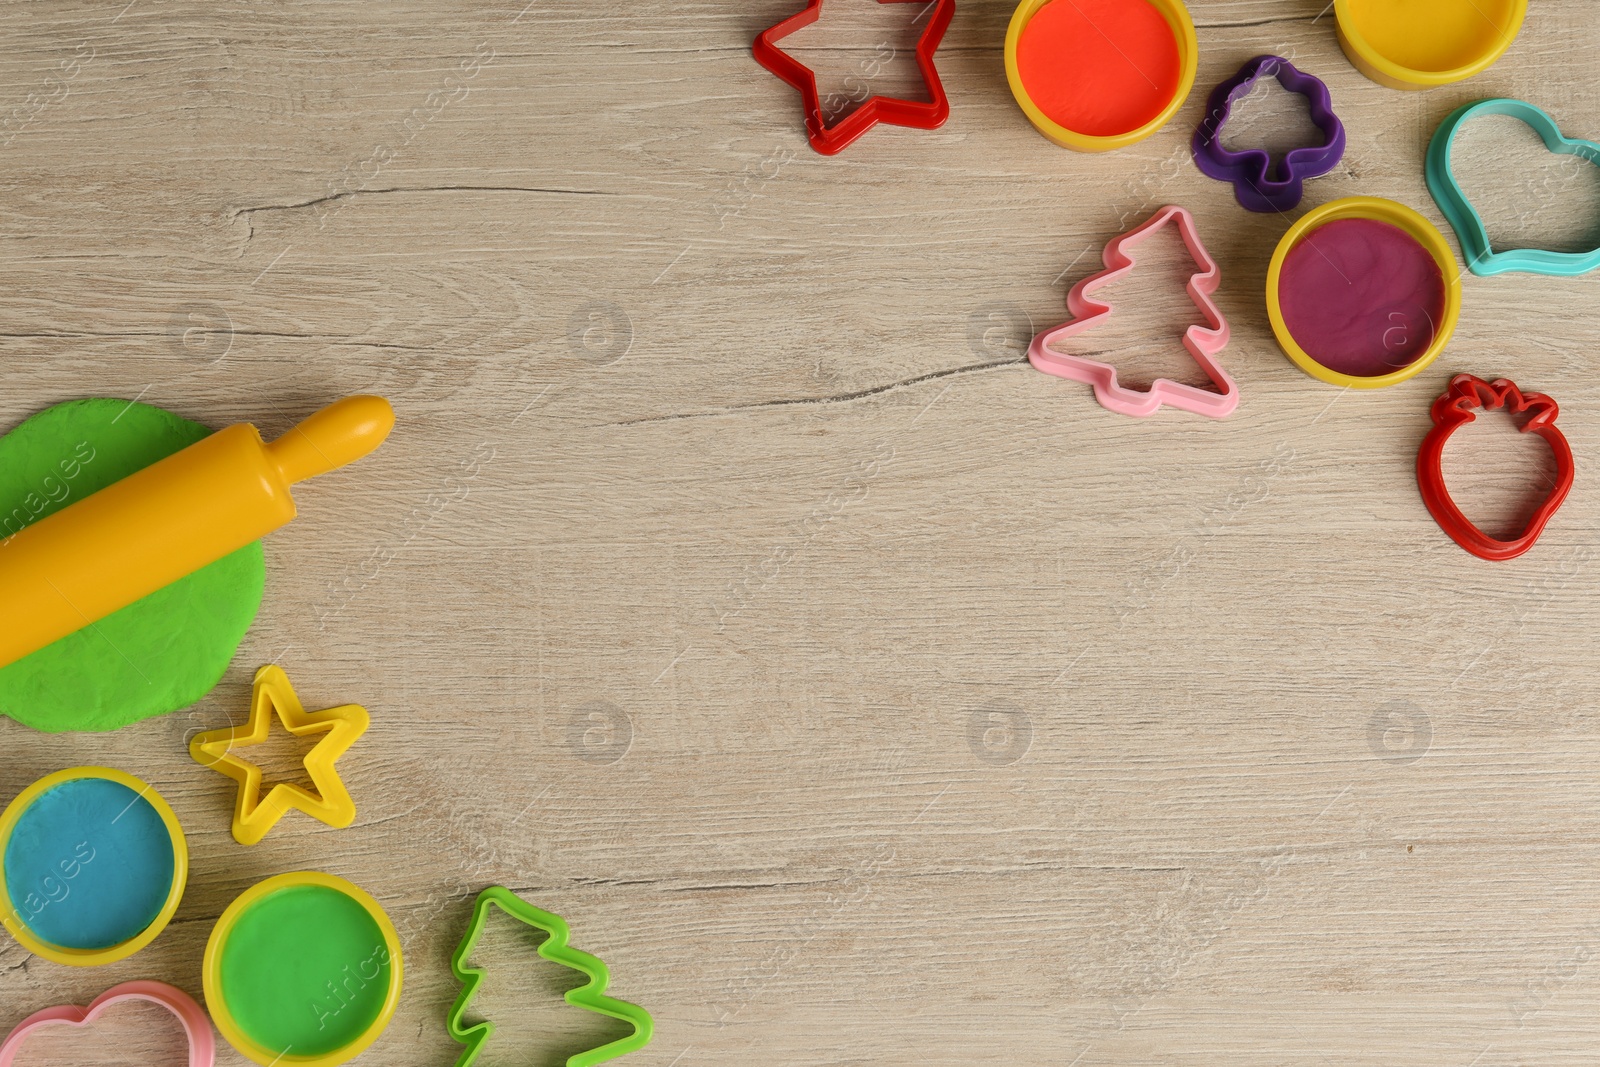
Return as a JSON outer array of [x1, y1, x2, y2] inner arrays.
[[1267, 197, 1462, 390], [1005, 0, 1198, 152], [203, 871, 403, 1067], [0, 767, 188, 966], [1335, 0, 1528, 90]]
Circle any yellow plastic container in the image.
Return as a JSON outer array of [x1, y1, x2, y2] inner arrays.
[[1005, 0, 1197, 152], [0, 767, 188, 966], [1267, 196, 1462, 389], [0, 395, 393, 671], [204, 871, 403, 1067], [1335, 0, 1528, 90]]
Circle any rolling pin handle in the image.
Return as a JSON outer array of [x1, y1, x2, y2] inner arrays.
[[266, 396, 396, 485]]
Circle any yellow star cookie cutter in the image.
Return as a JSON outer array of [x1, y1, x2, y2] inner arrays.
[[189, 664, 369, 845]]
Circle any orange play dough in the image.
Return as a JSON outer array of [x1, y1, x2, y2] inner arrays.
[[1016, 0, 1183, 138]]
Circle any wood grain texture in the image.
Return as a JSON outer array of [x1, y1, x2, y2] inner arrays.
[[3, 1, 1600, 1064]]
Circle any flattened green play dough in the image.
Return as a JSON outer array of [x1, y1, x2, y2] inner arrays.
[[219, 885, 393, 1057], [0, 399, 264, 732]]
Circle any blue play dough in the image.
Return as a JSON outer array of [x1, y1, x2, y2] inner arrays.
[[3, 778, 175, 950]]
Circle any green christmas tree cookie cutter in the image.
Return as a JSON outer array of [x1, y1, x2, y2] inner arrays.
[[447, 886, 653, 1067], [1426, 98, 1600, 277]]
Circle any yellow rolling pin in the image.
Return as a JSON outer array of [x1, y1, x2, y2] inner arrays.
[[0, 396, 394, 671]]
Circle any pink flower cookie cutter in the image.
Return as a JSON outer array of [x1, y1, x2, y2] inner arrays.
[[0, 980, 215, 1067], [1028, 205, 1237, 419]]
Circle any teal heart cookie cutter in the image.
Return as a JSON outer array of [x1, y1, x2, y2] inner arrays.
[[1426, 98, 1600, 277]]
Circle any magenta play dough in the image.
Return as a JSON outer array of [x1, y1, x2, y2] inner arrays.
[[1276, 218, 1448, 379]]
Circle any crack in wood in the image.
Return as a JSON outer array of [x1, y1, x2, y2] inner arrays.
[[611, 357, 1027, 426]]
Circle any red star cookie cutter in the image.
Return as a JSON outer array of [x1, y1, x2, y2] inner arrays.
[[1417, 374, 1575, 562], [753, 0, 956, 155]]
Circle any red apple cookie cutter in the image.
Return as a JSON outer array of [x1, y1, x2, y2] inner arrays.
[[753, 0, 955, 155], [0, 980, 215, 1067], [1028, 205, 1236, 418], [1417, 374, 1574, 562]]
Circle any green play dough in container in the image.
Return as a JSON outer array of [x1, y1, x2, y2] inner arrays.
[[0, 399, 264, 732], [218, 884, 394, 1057]]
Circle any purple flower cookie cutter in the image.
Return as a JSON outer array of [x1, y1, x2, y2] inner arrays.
[[1193, 55, 1345, 213]]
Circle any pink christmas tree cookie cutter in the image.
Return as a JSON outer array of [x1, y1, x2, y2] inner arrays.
[[1029, 205, 1237, 419], [0, 981, 215, 1067]]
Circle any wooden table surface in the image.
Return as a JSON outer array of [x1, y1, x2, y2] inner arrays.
[[4, 1, 1600, 1064]]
